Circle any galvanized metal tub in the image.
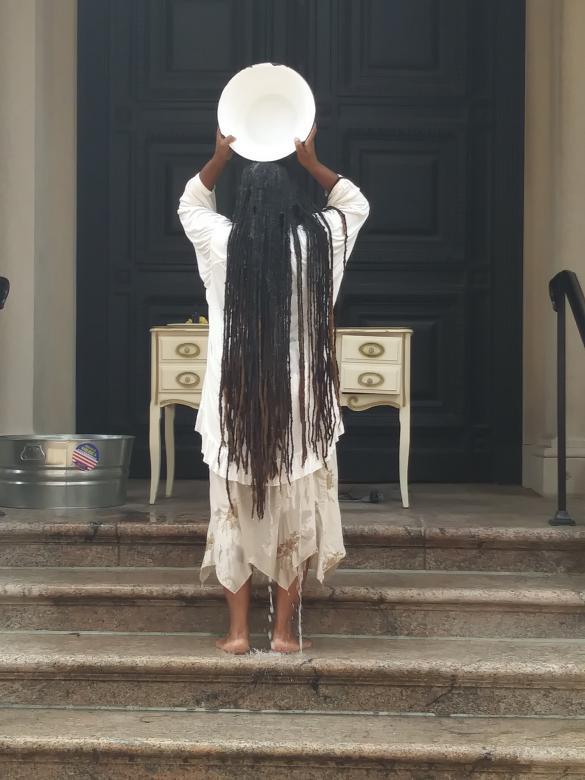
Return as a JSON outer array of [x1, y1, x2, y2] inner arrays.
[[0, 435, 134, 509]]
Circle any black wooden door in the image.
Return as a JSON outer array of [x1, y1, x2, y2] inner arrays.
[[77, 0, 525, 483]]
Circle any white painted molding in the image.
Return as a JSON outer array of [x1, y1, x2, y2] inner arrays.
[[523, 439, 585, 496]]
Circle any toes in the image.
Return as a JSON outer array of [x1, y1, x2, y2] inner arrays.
[[270, 637, 311, 653], [215, 636, 250, 654]]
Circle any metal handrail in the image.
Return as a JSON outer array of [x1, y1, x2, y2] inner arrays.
[[0, 277, 8, 517], [0, 277, 9, 310], [548, 270, 585, 525]]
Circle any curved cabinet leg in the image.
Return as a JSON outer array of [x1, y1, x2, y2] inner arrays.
[[164, 404, 176, 498], [399, 404, 411, 508], [149, 403, 161, 505]]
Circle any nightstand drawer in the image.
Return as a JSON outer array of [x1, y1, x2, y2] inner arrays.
[[340, 363, 401, 394], [159, 364, 206, 392], [340, 335, 402, 363], [159, 335, 208, 361]]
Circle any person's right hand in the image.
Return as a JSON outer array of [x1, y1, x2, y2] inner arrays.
[[213, 127, 236, 164], [294, 124, 318, 170]]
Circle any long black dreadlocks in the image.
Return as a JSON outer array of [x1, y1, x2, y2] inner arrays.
[[218, 162, 347, 518]]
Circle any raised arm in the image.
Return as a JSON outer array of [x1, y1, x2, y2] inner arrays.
[[295, 124, 369, 295], [177, 129, 235, 287], [294, 124, 339, 193], [294, 123, 369, 234], [199, 129, 236, 190]]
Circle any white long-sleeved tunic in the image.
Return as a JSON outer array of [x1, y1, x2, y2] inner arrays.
[[177, 172, 369, 486]]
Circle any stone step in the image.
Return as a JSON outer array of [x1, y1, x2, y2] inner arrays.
[[2, 631, 585, 716], [2, 513, 585, 572], [1, 567, 585, 638], [0, 706, 584, 779]]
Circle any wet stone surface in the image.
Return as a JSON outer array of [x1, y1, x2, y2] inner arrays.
[[1, 483, 584, 571]]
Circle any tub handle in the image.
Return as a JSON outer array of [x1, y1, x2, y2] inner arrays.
[[20, 444, 46, 463]]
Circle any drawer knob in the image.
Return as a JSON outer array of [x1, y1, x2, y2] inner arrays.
[[359, 341, 385, 358], [177, 371, 200, 387], [176, 342, 200, 358], [358, 371, 384, 388]]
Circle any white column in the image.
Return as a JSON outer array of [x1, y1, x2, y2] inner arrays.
[[523, 0, 585, 496], [0, 1, 37, 432], [0, 0, 77, 435]]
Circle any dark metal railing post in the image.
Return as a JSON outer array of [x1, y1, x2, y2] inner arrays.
[[0, 277, 9, 310], [0, 277, 7, 518], [549, 280, 576, 526]]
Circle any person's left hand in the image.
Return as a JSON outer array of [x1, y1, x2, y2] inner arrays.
[[214, 128, 236, 162]]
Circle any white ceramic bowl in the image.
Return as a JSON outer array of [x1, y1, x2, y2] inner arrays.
[[217, 63, 315, 162]]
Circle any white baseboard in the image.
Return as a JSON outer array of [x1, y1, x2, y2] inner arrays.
[[523, 440, 585, 496]]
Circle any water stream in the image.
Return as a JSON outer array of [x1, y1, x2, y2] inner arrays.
[[297, 562, 304, 652], [267, 578, 274, 642]]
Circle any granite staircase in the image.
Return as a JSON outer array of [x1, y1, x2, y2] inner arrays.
[[0, 484, 585, 778]]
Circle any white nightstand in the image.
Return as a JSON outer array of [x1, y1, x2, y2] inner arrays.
[[336, 328, 412, 507], [149, 325, 208, 505], [149, 325, 412, 507]]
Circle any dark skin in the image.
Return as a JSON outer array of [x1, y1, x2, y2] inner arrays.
[[199, 129, 236, 191], [201, 125, 337, 654], [294, 124, 339, 192]]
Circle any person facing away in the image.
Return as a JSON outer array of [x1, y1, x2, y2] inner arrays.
[[178, 125, 369, 654]]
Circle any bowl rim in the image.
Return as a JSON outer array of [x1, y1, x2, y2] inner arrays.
[[217, 62, 316, 162]]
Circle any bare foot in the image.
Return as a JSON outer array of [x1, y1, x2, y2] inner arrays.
[[215, 635, 250, 654], [270, 635, 313, 653]]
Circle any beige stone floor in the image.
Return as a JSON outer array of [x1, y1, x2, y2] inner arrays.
[[2, 480, 583, 530]]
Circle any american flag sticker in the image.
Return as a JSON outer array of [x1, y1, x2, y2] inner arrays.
[[72, 442, 100, 471]]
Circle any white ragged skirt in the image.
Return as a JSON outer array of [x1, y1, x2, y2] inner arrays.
[[200, 449, 346, 593]]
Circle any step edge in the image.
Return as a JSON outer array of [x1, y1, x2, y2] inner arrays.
[[1, 584, 583, 608], [3, 523, 585, 550], [0, 732, 584, 766], [1, 661, 584, 687]]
